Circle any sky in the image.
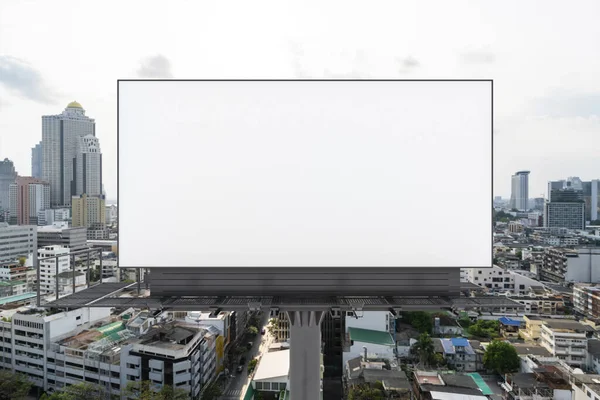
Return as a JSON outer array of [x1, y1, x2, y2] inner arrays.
[[0, 0, 599, 201]]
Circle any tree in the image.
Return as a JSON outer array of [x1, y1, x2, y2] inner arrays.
[[403, 311, 433, 333], [0, 371, 32, 400], [468, 320, 500, 339], [412, 333, 435, 366], [18, 256, 27, 267], [124, 381, 188, 400], [347, 384, 385, 400], [200, 383, 222, 400], [246, 326, 259, 336], [248, 358, 258, 373], [483, 340, 520, 374], [41, 383, 114, 400]]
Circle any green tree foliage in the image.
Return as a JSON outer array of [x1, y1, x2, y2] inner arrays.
[[347, 384, 385, 400], [246, 325, 259, 336], [494, 210, 518, 224], [0, 371, 32, 400], [248, 358, 258, 373], [467, 320, 500, 339], [483, 340, 521, 374], [411, 333, 435, 366], [124, 381, 188, 400], [402, 311, 433, 333], [200, 383, 222, 400], [40, 383, 118, 400]]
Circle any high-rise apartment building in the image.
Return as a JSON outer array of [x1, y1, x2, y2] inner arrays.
[[8, 177, 50, 225], [72, 194, 106, 239], [583, 179, 600, 222], [0, 158, 17, 213], [31, 142, 43, 179], [0, 223, 37, 264], [544, 184, 586, 230], [75, 134, 102, 196], [42, 102, 96, 207], [510, 171, 530, 211]]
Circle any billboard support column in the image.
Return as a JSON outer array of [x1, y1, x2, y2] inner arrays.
[[287, 310, 325, 400]]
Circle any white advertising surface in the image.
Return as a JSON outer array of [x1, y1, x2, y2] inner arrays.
[[118, 81, 492, 268]]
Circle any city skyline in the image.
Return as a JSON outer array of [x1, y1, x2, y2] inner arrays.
[[1, 0, 600, 201]]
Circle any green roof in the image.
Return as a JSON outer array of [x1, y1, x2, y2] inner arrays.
[[0, 292, 37, 305], [96, 321, 124, 336], [0, 280, 26, 287], [348, 327, 395, 346], [467, 373, 493, 395]]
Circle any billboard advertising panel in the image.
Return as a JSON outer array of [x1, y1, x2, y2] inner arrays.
[[118, 80, 492, 271]]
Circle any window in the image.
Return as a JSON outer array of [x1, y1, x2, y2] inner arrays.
[[587, 391, 592, 398]]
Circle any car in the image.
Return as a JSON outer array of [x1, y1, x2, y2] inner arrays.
[[237, 365, 244, 373], [239, 356, 246, 365], [260, 328, 266, 335], [247, 341, 253, 349]]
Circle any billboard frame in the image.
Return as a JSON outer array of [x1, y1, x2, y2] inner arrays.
[[117, 79, 493, 298]]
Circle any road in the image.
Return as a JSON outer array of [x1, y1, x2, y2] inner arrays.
[[219, 313, 275, 400]]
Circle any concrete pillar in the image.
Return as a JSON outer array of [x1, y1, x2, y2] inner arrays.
[[287, 310, 325, 400]]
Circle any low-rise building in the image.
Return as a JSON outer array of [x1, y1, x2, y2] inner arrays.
[[435, 338, 480, 372], [574, 283, 600, 319], [540, 319, 594, 367], [252, 348, 291, 396], [501, 367, 572, 400], [343, 327, 396, 365], [541, 247, 600, 283], [499, 317, 523, 339]]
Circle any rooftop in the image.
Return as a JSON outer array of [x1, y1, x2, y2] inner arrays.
[[253, 349, 290, 381], [0, 292, 37, 305], [348, 327, 395, 346], [542, 320, 594, 332], [498, 317, 522, 327], [511, 343, 552, 357], [440, 338, 475, 355]]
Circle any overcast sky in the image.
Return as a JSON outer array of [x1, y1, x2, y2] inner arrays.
[[1, 0, 599, 201]]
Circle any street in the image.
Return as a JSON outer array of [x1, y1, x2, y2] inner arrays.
[[219, 313, 275, 399]]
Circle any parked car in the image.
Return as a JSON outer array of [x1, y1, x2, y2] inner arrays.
[[260, 328, 266, 335], [237, 365, 244, 373], [239, 356, 246, 365], [247, 341, 253, 349]]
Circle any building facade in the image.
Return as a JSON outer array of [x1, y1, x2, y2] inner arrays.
[[541, 247, 600, 283], [539, 320, 593, 367], [8, 177, 50, 225], [31, 142, 43, 179], [75, 135, 102, 197], [37, 222, 87, 252], [511, 171, 530, 211], [0, 158, 17, 214], [0, 223, 37, 264], [42, 102, 96, 207], [37, 245, 71, 295], [71, 194, 106, 239]]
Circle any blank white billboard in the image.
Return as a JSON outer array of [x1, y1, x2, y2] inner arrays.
[[118, 80, 492, 268]]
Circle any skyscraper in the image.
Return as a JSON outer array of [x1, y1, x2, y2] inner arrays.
[[42, 101, 96, 207], [74, 134, 102, 196], [8, 177, 50, 225], [544, 184, 586, 230], [583, 179, 600, 222], [510, 171, 530, 211], [31, 142, 43, 179], [0, 159, 17, 214]]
